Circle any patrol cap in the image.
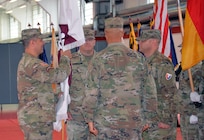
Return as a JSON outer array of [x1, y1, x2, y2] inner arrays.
[[136, 29, 161, 41], [104, 17, 124, 29], [21, 28, 47, 41], [83, 28, 95, 40]]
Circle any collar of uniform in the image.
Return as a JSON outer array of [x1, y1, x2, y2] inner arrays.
[[146, 51, 160, 64], [107, 42, 125, 47]]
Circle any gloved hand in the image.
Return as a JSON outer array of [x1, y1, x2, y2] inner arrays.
[[189, 115, 198, 124], [190, 91, 201, 103]]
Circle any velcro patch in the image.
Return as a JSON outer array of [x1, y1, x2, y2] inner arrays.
[[165, 73, 172, 80]]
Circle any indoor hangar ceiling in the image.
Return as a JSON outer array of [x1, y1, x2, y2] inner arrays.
[[92, 0, 187, 35], [0, 0, 187, 39], [0, 0, 40, 13]]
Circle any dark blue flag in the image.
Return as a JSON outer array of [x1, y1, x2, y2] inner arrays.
[[39, 46, 48, 63]]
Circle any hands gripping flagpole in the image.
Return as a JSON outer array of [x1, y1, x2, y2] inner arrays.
[[54, 0, 85, 139], [51, 24, 71, 140]]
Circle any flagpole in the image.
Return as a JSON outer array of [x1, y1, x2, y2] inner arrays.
[[62, 120, 64, 140], [177, 0, 194, 92]]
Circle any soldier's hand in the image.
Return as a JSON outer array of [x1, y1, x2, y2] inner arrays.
[[60, 49, 72, 59], [66, 112, 72, 121], [142, 124, 149, 132], [88, 122, 98, 136], [158, 122, 170, 129], [190, 91, 201, 103], [189, 115, 198, 124]]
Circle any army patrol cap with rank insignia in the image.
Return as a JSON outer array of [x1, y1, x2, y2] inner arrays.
[[104, 17, 124, 29], [136, 29, 161, 41], [83, 28, 95, 40], [21, 28, 48, 41]]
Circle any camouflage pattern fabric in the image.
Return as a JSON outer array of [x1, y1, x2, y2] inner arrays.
[[67, 50, 97, 140], [20, 122, 53, 140], [17, 53, 71, 139], [178, 61, 204, 140], [82, 43, 158, 140], [143, 51, 178, 140]]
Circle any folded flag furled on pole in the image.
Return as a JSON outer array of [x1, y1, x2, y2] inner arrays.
[[169, 26, 178, 67], [137, 21, 141, 51], [181, 0, 204, 70], [129, 18, 138, 51], [53, 0, 85, 134], [149, 18, 154, 29], [137, 21, 141, 37]]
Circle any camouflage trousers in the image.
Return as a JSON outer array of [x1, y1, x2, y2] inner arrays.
[[93, 125, 142, 140], [180, 123, 204, 140], [180, 110, 204, 140], [67, 120, 96, 140], [142, 127, 176, 140], [20, 122, 53, 140]]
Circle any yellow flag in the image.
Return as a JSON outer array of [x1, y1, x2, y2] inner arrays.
[[129, 22, 138, 51]]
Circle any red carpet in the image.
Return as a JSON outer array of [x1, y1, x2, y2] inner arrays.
[[0, 112, 67, 140], [0, 111, 182, 140]]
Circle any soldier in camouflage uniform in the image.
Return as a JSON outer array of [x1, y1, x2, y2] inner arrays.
[[178, 60, 204, 140], [138, 29, 178, 140], [67, 28, 97, 140], [82, 17, 158, 140], [17, 28, 71, 140]]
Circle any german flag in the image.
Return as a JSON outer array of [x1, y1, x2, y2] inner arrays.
[[181, 0, 204, 70]]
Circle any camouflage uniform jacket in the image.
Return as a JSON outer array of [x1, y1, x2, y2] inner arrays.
[[69, 50, 97, 121], [17, 53, 71, 125], [178, 61, 204, 139], [146, 51, 178, 127], [82, 43, 158, 131]]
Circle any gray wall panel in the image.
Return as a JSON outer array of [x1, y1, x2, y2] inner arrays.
[[0, 44, 11, 104], [0, 40, 107, 104]]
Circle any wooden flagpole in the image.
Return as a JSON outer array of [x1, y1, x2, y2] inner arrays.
[[177, 0, 194, 92], [62, 120, 64, 140], [51, 24, 66, 140]]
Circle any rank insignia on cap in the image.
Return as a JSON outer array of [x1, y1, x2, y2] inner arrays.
[[165, 73, 172, 80]]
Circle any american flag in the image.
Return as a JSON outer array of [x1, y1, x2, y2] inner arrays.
[[153, 0, 171, 58]]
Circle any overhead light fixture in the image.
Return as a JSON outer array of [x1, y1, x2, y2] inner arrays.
[[5, 10, 13, 14], [19, 5, 26, 8], [35, 0, 41, 2], [0, 5, 3, 8], [9, 0, 17, 3]]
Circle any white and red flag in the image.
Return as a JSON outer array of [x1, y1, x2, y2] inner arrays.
[[58, 0, 85, 51], [53, 0, 85, 132]]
